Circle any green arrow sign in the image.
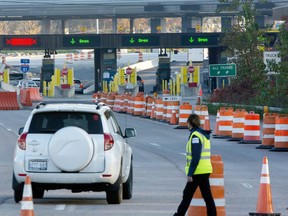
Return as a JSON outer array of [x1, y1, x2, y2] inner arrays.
[[189, 37, 194, 43], [70, 38, 76, 44], [129, 37, 135, 44], [181, 35, 219, 46], [209, 64, 237, 77], [122, 35, 160, 46], [63, 35, 101, 48]]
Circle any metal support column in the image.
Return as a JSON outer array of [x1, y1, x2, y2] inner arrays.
[[42, 19, 51, 34], [151, 18, 161, 33]]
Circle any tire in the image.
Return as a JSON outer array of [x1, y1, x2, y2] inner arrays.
[[32, 187, 44, 199], [106, 168, 123, 204], [12, 174, 23, 203], [123, 161, 133, 199], [14, 190, 23, 203], [48, 126, 94, 172]]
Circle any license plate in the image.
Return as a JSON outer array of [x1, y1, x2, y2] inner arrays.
[[28, 160, 47, 171]]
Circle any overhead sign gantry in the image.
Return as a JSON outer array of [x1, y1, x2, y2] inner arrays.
[[0, 33, 225, 50]]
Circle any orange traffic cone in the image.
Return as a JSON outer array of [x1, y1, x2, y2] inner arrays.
[[249, 157, 280, 216], [20, 176, 35, 216], [170, 109, 178, 125]]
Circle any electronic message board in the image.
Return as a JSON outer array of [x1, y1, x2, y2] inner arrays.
[[181, 34, 219, 46], [62, 35, 101, 48], [122, 35, 160, 47], [3, 36, 41, 48]]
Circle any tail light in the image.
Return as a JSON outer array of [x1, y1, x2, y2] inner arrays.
[[18, 132, 28, 150], [80, 84, 83, 89], [104, 133, 114, 151]]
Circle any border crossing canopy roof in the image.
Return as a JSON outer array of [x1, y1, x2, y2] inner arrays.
[[0, 0, 287, 20]]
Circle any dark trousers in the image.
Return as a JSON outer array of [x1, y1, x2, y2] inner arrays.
[[174, 174, 216, 216]]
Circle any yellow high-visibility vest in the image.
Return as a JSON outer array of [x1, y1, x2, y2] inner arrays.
[[185, 131, 212, 175]]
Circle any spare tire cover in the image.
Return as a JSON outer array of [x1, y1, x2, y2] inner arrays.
[[48, 126, 94, 172]]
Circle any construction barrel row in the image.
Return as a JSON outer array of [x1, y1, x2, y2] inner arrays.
[[92, 93, 288, 152], [92, 92, 211, 130], [213, 107, 288, 151]]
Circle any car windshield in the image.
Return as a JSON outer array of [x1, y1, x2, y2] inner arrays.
[[28, 112, 103, 134]]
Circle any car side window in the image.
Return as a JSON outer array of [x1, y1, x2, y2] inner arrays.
[[104, 110, 123, 136]]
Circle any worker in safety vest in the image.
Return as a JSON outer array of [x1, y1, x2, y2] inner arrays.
[[173, 114, 216, 216]]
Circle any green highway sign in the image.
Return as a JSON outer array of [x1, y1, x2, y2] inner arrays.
[[62, 35, 101, 48], [181, 34, 218, 46], [122, 35, 160, 47], [209, 64, 237, 77]]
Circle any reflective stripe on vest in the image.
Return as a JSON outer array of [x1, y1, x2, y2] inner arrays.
[[185, 131, 212, 175]]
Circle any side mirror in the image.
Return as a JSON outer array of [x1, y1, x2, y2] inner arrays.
[[125, 128, 137, 138], [18, 127, 24, 135]]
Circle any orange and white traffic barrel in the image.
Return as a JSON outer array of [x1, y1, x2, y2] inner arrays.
[[66, 53, 73, 62], [166, 101, 180, 123], [106, 93, 116, 110], [194, 105, 209, 129], [175, 102, 192, 129], [150, 102, 156, 120], [74, 52, 79, 61], [229, 109, 247, 141], [113, 94, 121, 112], [162, 100, 168, 122], [146, 96, 154, 118], [239, 111, 261, 144], [80, 52, 85, 60], [213, 110, 220, 137], [134, 94, 145, 116], [257, 113, 279, 149], [155, 98, 164, 121], [87, 51, 93, 60], [188, 155, 226, 216], [127, 96, 135, 115], [99, 92, 107, 104], [216, 107, 234, 138], [271, 115, 288, 151]]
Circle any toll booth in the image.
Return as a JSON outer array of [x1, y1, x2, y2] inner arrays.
[[156, 56, 171, 92]]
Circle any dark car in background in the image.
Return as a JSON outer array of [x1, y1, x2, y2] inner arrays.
[[74, 79, 84, 94]]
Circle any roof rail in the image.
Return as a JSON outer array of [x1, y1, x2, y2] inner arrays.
[[35, 100, 99, 109], [96, 102, 107, 110]]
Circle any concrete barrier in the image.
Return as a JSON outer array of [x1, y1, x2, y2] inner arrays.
[[0, 92, 20, 110]]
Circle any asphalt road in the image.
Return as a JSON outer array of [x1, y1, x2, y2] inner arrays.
[[0, 99, 287, 216]]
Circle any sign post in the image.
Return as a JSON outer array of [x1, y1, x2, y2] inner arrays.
[[188, 65, 195, 87], [126, 67, 133, 84]]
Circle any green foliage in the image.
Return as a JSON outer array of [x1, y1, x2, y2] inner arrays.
[[212, 0, 288, 108]]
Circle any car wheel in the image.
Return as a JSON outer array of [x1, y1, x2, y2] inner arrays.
[[12, 173, 23, 203], [14, 190, 23, 203], [32, 187, 44, 199], [106, 167, 123, 204], [123, 160, 133, 200]]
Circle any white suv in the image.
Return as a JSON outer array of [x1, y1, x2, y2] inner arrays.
[[13, 101, 136, 204]]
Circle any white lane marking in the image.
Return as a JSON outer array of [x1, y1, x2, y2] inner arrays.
[[179, 153, 186, 156], [242, 183, 253, 189], [55, 204, 66, 211], [149, 143, 160, 147]]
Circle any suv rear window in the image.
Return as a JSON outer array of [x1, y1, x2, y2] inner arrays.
[[28, 112, 103, 134]]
